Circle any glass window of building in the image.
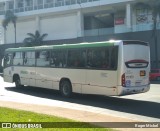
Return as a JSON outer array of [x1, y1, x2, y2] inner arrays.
[[25, 0, 33, 7], [0, 2, 5, 11], [7, 1, 14, 10], [16, 0, 24, 8]]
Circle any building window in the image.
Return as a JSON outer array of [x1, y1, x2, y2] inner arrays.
[[45, 0, 53, 4], [25, 0, 33, 11], [34, 0, 43, 9], [25, 0, 33, 7], [0, 2, 5, 10], [17, 0, 24, 8], [7, 1, 14, 10], [35, 0, 43, 5]]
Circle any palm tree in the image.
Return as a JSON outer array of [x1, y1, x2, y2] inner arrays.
[[2, 10, 17, 46], [23, 30, 48, 47]]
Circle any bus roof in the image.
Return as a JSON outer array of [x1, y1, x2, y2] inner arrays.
[[5, 41, 117, 52], [5, 40, 148, 52]]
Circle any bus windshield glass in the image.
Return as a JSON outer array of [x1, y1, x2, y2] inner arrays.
[[124, 43, 149, 68]]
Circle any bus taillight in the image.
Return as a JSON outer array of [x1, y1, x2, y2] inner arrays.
[[121, 73, 126, 87]]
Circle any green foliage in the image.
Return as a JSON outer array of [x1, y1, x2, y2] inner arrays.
[[151, 0, 160, 37], [0, 65, 2, 73], [23, 30, 48, 47], [134, 1, 160, 68], [0, 107, 109, 131], [2, 10, 17, 30], [2, 10, 17, 45]]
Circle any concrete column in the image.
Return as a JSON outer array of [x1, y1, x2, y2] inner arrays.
[[33, 0, 35, 9], [77, 10, 84, 38], [4, 1, 7, 12], [43, 0, 44, 9], [0, 25, 6, 44], [35, 16, 40, 32], [23, 0, 25, 9], [14, 0, 16, 9], [126, 3, 132, 28]]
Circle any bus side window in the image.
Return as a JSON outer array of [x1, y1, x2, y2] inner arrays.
[[23, 52, 27, 65], [67, 49, 86, 68], [110, 47, 118, 70], [87, 49, 102, 68], [4, 53, 12, 67], [51, 50, 67, 68], [87, 48, 111, 69], [87, 50, 93, 67], [24, 52, 35, 66], [37, 51, 50, 67], [13, 52, 23, 66]]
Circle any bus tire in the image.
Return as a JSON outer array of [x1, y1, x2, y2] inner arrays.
[[14, 75, 23, 88], [60, 80, 72, 98]]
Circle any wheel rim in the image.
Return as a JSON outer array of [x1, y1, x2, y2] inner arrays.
[[15, 79, 20, 87], [62, 83, 70, 95]]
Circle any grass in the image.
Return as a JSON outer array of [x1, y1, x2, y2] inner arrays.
[[0, 107, 113, 131]]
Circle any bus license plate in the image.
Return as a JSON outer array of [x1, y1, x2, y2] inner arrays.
[[140, 70, 146, 76]]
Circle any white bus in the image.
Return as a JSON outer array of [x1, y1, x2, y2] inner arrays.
[[3, 40, 150, 97]]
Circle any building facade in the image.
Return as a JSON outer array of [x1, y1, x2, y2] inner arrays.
[[0, 0, 159, 68]]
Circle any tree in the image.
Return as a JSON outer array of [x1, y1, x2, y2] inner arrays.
[[23, 30, 48, 47], [151, 1, 160, 68], [134, 1, 160, 68], [2, 10, 17, 46]]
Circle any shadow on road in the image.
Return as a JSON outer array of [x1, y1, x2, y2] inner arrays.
[[5, 85, 160, 120]]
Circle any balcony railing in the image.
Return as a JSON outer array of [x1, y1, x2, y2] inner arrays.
[[84, 23, 160, 37], [34, 5, 43, 10], [84, 28, 114, 36], [25, 6, 34, 11], [0, 0, 100, 15]]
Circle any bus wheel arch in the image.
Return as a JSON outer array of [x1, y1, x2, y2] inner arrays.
[[13, 74, 23, 88], [59, 78, 72, 98]]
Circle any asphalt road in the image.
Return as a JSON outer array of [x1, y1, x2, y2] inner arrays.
[[0, 75, 160, 122]]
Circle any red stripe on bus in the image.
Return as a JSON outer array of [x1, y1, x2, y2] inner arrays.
[[126, 59, 148, 63]]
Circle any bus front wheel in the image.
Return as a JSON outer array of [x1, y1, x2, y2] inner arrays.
[[60, 80, 72, 98], [14, 76, 23, 88]]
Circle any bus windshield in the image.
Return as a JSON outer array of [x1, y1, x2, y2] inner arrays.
[[124, 43, 149, 68]]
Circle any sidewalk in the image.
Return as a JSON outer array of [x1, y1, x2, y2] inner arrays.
[[0, 100, 159, 131]]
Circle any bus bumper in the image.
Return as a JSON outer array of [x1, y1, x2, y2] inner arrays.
[[118, 84, 150, 96]]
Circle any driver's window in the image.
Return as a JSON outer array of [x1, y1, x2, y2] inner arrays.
[[4, 53, 13, 67]]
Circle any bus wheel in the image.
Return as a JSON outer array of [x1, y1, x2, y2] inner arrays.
[[60, 80, 72, 98], [15, 77, 23, 88]]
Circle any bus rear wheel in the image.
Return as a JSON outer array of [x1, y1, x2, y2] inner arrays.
[[60, 80, 72, 98]]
